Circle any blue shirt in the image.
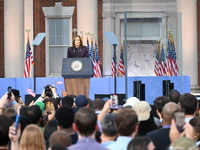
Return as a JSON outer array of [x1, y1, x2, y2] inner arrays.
[[68, 137, 109, 150], [107, 136, 133, 150], [101, 141, 115, 147]]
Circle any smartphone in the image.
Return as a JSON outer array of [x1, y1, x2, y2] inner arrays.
[[174, 109, 185, 132], [7, 86, 12, 100], [14, 114, 21, 135], [110, 94, 119, 110]]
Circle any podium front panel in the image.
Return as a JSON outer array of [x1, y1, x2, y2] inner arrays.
[[61, 58, 94, 78]]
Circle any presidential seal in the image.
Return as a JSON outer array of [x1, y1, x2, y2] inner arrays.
[[71, 60, 83, 72]]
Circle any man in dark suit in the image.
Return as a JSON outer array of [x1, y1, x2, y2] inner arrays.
[[146, 102, 179, 150], [67, 35, 89, 58]]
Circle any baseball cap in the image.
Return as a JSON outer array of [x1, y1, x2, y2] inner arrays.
[[123, 97, 140, 107], [74, 95, 88, 108], [132, 101, 151, 121]]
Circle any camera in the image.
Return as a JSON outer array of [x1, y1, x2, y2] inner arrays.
[[44, 84, 53, 97]]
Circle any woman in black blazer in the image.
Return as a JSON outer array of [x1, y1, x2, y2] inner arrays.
[[67, 35, 89, 58]]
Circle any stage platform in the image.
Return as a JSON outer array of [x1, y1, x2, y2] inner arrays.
[[0, 76, 190, 104]]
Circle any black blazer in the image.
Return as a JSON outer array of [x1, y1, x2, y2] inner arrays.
[[67, 46, 89, 58]]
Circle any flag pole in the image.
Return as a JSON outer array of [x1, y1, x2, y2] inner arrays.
[[33, 45, 36, 93], [113, 44, 117, 94]]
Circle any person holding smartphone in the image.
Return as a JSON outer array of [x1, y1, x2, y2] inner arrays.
[[0, 90, 21, 115], [11, 89, 25, 106]]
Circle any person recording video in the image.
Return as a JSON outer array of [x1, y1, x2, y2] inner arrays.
[[67, 35, 89, 58]]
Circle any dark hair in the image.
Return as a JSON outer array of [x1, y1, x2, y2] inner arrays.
[[67, 94, 76, 100], [150, 104, 159, 119], [44, 119, 58, 141], [168, 89, 180, 104], [74, 107, 97, 136], [102, 113, 117, 136], [189, 117, 200, 141], [56, 106, 74, 128], [95, 130, 102, 143], [128, 136, 152, 150], [87, 98, 93, 107], [153, 96, 170, 113], [0, 115, 12, 146], [27, 105, 42, 124], [138, 111, 158, 136], [62, 96, 74, 107], [179, 93, 197, 115], [72, 35, 83, 47], [115, 108, 138, 136], [49, 130, 71, 148], [51, 144, 66, 150], [91, 98, 105, 110], [3, 107, 17, 122]]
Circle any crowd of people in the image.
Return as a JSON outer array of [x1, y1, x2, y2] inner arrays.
[[0, 85, 200, 150]]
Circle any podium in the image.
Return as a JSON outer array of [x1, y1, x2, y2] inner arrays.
[[61, 58, 94, 97]]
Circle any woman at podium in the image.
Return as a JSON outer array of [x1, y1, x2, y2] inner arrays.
[[67, 35, 89, 58]]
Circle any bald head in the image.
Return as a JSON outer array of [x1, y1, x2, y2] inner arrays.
[[162, 102, 179, 123]]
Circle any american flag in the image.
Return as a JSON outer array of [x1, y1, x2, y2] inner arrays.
[[118, 44, 125, 77], [160, 44, 166, 76], [166, 35, 179, 76], [166, 36, 172, 76], [154, 42, 161, 76], [111, 55, 117, 77], [26, 89, 36, 97], [90, 38, 96, 76], [171, 41, 179, 76], [93, 42, 102, 77], [24, 38, 34, 78], [90, 37, 95, 59], [87, 37, 92, 58]]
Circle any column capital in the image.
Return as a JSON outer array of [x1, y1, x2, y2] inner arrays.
[[102, 12, 115, 19]]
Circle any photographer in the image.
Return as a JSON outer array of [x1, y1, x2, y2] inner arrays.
[[32, 84, 60, 126], [34, 84, 59, 104]]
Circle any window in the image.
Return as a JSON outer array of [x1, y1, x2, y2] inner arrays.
[[48, 18, 70, 74], [42, 3, 74, 76]]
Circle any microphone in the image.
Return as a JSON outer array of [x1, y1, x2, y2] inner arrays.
[[77, 48, 81, 57], [73, 48, 76, 57]]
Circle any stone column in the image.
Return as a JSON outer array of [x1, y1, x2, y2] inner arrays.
[[77, 0, 98, 45], [24, 0, 33, 49], [177, 0, 198, 91], [102, 11, 115, 76], [4, 0, 24, 77]]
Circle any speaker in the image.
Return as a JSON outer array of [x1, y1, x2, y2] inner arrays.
[[133, 81, 145, 101], [94, 94, 126, 105], [139, 83, 145, 100], [162, 80, 174, 96], [25, 94, 41, 106]]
